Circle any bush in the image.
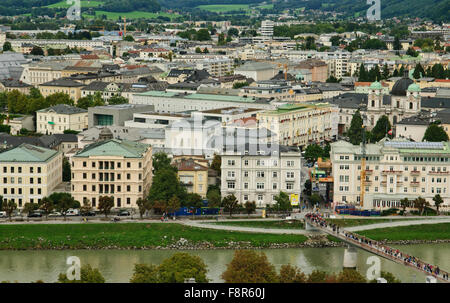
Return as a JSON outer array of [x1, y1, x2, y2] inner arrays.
[[381, 208, 399, 216]]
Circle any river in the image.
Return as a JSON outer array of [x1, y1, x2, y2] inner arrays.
[[0, 244, 448, 283]]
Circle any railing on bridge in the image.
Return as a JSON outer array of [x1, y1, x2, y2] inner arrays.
[[305, 214, 450, 283]]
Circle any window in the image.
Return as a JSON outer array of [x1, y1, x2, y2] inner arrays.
[[228, 171, 235, 178], [244, 171, 248, 177], [273, 172, 278, 178], [127, 185, 131, 192], [227, 182, 235, 189], [244, 160, 248, 166], [287, 160, 294, 167], [244, 182, 248, 189], [256, 183, 264, 189], [227, 160, 235, 166], [127, 162, 131, 168], [273, 183, 277, 190], [286, 183, 293, 190], [286, 172, 294, 178], [256, 171, 265, 178]]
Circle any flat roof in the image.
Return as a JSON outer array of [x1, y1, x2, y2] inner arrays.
[[200, 107, 262, 114]]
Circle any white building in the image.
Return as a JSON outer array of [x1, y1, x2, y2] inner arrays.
[[221, 144, 302, 207], [331, 139, 450, 212], [260, 20, 275, 38]]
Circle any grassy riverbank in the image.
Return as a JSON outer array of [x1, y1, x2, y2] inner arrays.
[[327, 218, 423, 228], [0, 223, 308, 250], [209, 220, 304, 229], [358, 223, 450, 241]]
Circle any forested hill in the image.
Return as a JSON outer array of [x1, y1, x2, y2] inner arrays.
[[276, 0, 449, 22], [0, 0, 448, 22]]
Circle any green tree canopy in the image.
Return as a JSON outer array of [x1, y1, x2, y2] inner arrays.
[[423, 123, 449, 142], [221, 250, 278, 283], [371, 115, 392, 142], [347, 110, 364, 145]]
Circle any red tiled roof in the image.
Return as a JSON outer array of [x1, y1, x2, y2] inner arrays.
[[80, 54, 99, 60]]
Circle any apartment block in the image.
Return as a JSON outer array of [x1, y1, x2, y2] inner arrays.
[[221, 144, 302, 207], [71, 138, 152, 209], [257, 103, 338, 148], [0, 144, 62, 208]]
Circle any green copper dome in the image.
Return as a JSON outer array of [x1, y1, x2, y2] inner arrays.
[[407, 83, 421, 92], [370, 81, 383, 90]]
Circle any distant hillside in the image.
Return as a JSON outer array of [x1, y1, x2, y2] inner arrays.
[[276, 0, 450, 22]]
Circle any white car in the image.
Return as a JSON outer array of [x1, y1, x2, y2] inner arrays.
[[0, 211, 7, 218], [48, 212, 62, 217]]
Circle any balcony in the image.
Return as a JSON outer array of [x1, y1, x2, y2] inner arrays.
[[381, 181, 387, 186], [428, 171, 449, 175], [365, 170, 373, 175], [181, 181, 193, 186], [381, 170, 403, 175], [226, 176, 236, 181], [410, 181, 420, 187], [410, 170, 420, 175]]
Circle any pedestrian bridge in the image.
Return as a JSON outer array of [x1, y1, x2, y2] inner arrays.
[[305, 216, 450, 283]]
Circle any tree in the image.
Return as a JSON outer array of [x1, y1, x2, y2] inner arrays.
[[307, 270, 336, 283], [2, 200, 17, 221], [423, 123, 449, 142], [433, 194, 444, 215], [393, 36, 401, 51], [58, 264, 105, 283], [244, 201, 256, 217], [309, 193, 323, 206], [2, 41, 12, 52], [221, 194, 239, 217], [167, 195, 181, 216], [38, 197, 54, 219], [221, 250, 278, 283], [357, 63, 368, 82], [158, 252, 209, 283], [184, 193, 202, 209], [130, 264, 160, 283], [123, 35, 134, 42], [371, 115, 392, 142], [336, 269, 367, 283], [278, 265, 306, 283], [196, 29, 211, 41], [80, 199, 93, 216], [413, 63, 425, 79], [62, 158, 71, 182], [195, 47, 202, 53], [210, 154, 221, 176], [30, 46, 44, 56], [381, 64, 390, 80], [303, 179, 312, 197], [227, 27, 239, 37], [369, 271, 401, 283], [148, 168, 186, 206], [23, 202, 38, 217], [108, 95, 128, 105], [347, 110, 364, 145], [400, 198, 409, 215], [98, 196, 114, 218], [273, 191, 292, 212], [51, 193, 79, 220], [136, 197, 151, 219], [304, 144, 324, 163], [152, 152, 176, 174], [206, 187, 221, 208], [414, 197, 429, 216]]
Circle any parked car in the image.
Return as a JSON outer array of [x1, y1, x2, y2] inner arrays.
[[48, 212, 62, 217], [117, 211, 130, 217], [81, 211, 96, 217], [27, 212, 42, 218], [66, 209, 80, 216], [0, 211, 7, 218]]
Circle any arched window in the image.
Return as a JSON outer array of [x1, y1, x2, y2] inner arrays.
[[409, 102, 413, 109]]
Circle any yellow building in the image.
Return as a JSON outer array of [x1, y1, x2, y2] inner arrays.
[[173, 158, 209, 198], [38, 79, 84, 101], [71, 135, 152, 209], [36, 104, 88, 135], [0, 144, 63, 208], [257, 103, 338, 147]]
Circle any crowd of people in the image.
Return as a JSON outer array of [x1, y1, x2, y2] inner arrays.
[[305, 212, 449, 282]]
